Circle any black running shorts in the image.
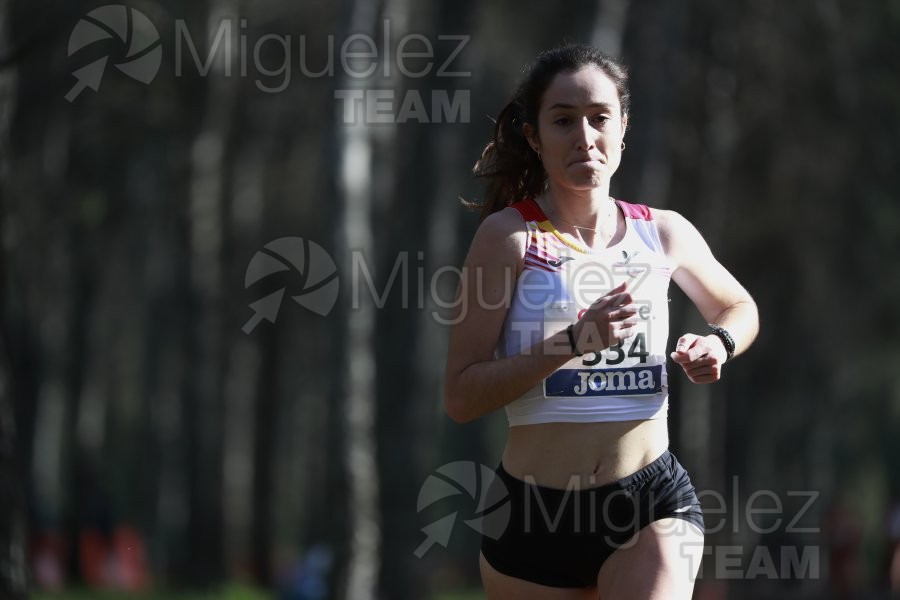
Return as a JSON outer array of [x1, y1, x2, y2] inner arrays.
[[480, 449, 704, 588]]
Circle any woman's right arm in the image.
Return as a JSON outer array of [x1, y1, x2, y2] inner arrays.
[[442, 208, 637, 423]]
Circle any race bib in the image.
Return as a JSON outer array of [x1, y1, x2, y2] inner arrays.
[[542, 295, 663, 398]]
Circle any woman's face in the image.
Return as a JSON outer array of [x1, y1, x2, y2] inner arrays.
[[525, 66, 627, 193]]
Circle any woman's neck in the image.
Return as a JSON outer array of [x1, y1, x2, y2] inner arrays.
[[540, 183, 615, 231]]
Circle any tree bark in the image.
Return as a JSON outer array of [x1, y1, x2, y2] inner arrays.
[[332, 1, 383, 599], [181, 0, 241, 583]]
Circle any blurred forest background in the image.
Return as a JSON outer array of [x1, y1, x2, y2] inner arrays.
[[2, 0, 900, 598]]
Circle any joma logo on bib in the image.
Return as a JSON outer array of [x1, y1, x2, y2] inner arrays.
[[544, 365, 663, 397]]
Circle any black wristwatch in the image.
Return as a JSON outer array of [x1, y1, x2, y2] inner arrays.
[[707, 323, 736, 361]]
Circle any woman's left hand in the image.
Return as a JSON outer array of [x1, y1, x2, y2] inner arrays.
[[670, 333, 728, 384]]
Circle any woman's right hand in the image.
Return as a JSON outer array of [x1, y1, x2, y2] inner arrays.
[[572, 281, 640, 354]]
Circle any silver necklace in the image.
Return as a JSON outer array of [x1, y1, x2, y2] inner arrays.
[[541, 197, 616, 232]]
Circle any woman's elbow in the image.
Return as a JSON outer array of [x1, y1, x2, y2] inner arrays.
[[743, 296, 761, 335], [443, 379, 474, 424]]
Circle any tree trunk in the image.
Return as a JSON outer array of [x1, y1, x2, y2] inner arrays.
[[182, 0, 241, 583], [332, 1, 383, 598], [0, 0, 28, 592]]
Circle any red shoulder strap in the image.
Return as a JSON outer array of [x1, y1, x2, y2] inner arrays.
[[616, 200, 653, 221], [510, 197, 547, 222]]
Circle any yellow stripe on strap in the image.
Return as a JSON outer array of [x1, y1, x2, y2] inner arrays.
[[535, 219, 589, 254]]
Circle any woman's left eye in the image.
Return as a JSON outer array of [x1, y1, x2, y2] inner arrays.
[[592, 115, 610, 124]]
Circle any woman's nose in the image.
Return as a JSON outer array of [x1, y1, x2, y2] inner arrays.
[[574, 117, 595, 150]]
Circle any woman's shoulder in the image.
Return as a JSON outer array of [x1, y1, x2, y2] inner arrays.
[[465, 203, 528, 268], [646, 206, 709, 262], [646, 205, 678, 229], [474, 203, 529, 242]]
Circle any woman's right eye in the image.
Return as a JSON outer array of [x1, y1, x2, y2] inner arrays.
[[553, 117, 570, 126]]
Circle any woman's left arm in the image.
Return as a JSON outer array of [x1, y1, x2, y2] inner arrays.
[[654, 208, 760, 384]]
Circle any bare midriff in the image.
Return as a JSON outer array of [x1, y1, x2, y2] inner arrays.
[[501, 418, 669, 491]]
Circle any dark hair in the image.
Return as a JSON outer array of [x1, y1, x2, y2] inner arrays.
[[469, 44, 630, 222]]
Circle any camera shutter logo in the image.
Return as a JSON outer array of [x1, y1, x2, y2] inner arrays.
[[414, 462, 510, 558], [243, 237, 339, 333], [66, 5, 162, 101]]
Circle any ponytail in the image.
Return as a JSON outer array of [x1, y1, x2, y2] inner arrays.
[[469, 99, 546, 222]]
